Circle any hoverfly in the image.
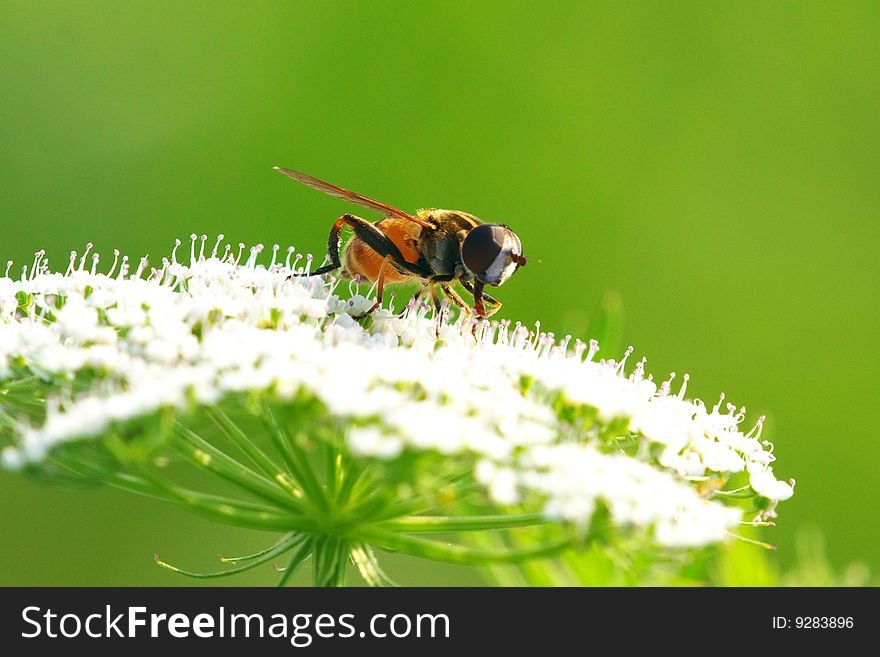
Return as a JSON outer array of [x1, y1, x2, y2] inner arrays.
[[274, 167, 526, 320]]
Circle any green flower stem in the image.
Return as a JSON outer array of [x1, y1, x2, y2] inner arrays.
[[333, 539, 350, 585], [727, 531, 777, 550], [205, 407, 303, 499], [712, 488, 755, 499], [339, 491, 431, 530], [350, 543, 398, 587], [154, 532, 304, 579], [260, 400, 302, 476], [289, 431, 330, 511], [334, 457, 365, 508], [275, 540, 314, 587], [260, 402, 331, 514], [361, 528, 573, 566], [174, 426, 306, 511], [312, 536, 349, 587], [380, 513, 548, 533], [219, 536, 297, 563], [107, 472, 315, 532], [324, 439, 339, 501]]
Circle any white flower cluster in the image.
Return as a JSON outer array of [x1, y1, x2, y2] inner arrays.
[[0, 237, 794, 547]]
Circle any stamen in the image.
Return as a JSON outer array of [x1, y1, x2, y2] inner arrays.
[[198, 234, 207, 261], [676, 373, 690, 400], [159, 258, 171, 284], [4, 260, 12, 278], [117, 255, 130, 280], [513, 323, 530, 350], [189, 234, 198, 265], [559, 335, 572, 355], [245, 244, 264, 269], [90, 253, 99, 276], [326, 274, 341, 295], [484, 320, 500, 344], [65, 251, 76, 276], [630, 357, 647, 383], [135, 256, 149, 279], [658, 372, 676, 397], [211, 234, 225, 258], [746, 415, 766, 439], [30, 250, 45, 280], [78, 243, 93, 271], [107, 249, 120, 278], [586, 339, 599, 362], [437, 298, 450, 323], [171, 238, 182, 265], [616, 346, 634, 376], [285, 246, 295, 270], [542, 333, 555, 357]]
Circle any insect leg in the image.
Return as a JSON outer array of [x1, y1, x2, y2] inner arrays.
[[290, 214, 346, 277], [440, 284, 472, 317], [461, 280, 502, 317], [351, 255, 394, 320], [427, 274, 456, 339], [291, 214, 430, 278], [427, 274, 456, 314]]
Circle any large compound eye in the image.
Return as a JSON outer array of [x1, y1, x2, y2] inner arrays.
[[461, 224, 524, 286], [461, 224, 506, 276]]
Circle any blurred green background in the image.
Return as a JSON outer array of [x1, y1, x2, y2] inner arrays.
[[1, 1, 877, 585]]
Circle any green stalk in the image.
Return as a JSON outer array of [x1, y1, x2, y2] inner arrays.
[[205, 407, 303, 499], [219, 534, 299, 563], [361, 529, 573, 566], [351, 543, 398, 587], [175, 427, 305, 511], [155, 532, 303, 579], [380, 513, 548, 533], [261, 402, 330, 513], [260, 400, 302, 478], [276, 540, 314, 587], [312, 536, 349, 587], [334, 457, 365, 508], [107, 472, 315, 532], [324, 439, 339, 501]]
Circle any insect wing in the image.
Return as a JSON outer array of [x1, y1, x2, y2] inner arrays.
[[274, 167, 432, 229]]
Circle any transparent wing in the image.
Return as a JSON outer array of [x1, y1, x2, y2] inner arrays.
[[274, 167, 433, 229]]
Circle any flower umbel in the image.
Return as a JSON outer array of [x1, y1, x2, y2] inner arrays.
[[0, 237, 794, 585]]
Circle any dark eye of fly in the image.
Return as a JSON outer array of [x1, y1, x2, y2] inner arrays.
[[461, 224, 505, 274]]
